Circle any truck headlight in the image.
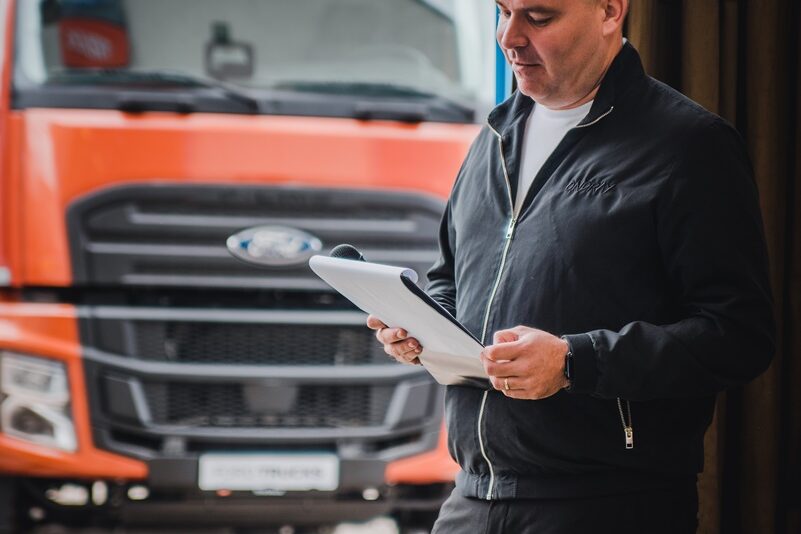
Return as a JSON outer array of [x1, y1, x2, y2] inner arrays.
[[2, 353, 69, 404], [0, 352, 76, 452]]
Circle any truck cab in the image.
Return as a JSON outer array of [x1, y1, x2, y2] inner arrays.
[[0, 0, 494, 531]]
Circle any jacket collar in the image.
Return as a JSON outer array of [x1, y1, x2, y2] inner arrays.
[[487, 40, 647, 136]]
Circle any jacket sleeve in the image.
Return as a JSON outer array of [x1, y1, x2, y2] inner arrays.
[[426, 198, 458, 317], [565, 119, 776, 401]]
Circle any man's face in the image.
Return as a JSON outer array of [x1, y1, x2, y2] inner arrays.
[[496, 0, 611, 108]]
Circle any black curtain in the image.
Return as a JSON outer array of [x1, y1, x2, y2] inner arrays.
[[627, 1, 801, 532]]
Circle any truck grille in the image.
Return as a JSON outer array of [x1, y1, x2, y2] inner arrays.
[[67, 183, 444, 289], [135, 322, 385, 366], [82, 305, 438, 449], [98, 318, 386, 366], [72, 184, 444, 457], [143, 382, 394, 428]]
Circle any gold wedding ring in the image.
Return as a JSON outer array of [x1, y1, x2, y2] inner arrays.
[[504, 377, 510, 391]]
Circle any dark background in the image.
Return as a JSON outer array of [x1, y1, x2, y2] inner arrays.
[[623, 1, 800, 533]]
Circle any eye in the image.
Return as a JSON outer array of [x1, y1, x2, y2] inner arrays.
[[530, 16, 553, 27]]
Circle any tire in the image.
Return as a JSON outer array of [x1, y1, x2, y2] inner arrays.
[[0, 477, 19, 534], [394, 510, 438, 534]]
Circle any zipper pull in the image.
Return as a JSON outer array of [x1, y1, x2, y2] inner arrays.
[[505, 217, 517, 239], [624, 427, 634, 449]]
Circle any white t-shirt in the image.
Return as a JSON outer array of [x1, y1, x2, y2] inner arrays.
[[514, 99, 594, 212]]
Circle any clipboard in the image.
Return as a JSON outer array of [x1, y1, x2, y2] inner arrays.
[[308, 255, 488, 387]]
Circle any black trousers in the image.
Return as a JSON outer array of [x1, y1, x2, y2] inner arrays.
[[431, 484, 699, 534]]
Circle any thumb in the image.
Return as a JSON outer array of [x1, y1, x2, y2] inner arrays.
[[366, 315, 388, 330]]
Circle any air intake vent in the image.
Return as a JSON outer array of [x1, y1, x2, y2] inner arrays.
[[141, 382, 394, 429], [67, 184, 444, 289], [89, 317, 387, 366]]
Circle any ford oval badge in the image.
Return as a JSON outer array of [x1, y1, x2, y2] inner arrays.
[[226, 226, 322, 267]]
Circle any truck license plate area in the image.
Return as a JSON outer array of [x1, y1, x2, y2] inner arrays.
[[198, 453, 339, 491]]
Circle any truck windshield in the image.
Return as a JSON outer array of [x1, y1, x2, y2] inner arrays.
[[14, 0, 495, 118]]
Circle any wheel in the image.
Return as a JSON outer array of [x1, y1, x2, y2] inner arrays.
[[394, 510, 439, 534], [0, 477, 20, 534]]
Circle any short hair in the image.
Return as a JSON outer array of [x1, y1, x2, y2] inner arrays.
[[588, 0, 631, 19]]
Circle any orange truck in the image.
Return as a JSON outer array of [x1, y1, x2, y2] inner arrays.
[[0, 0, 495, 531]]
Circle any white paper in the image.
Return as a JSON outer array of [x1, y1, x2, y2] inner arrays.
[[309, 255, 487, 386]]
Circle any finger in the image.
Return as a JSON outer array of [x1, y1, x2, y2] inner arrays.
[[366, 315, 388, 330], [482, 354, 520, 377], [481, 339, 524, 362], [393, 338, 421, 356], [376, 327, 408, 344], [510, 325, 536, 336], [488, 376, 504, 391], [489, 375, 519, 392], [383, 337, 420, 355], [493, 328, 520, 345], [385, 340, 423, 363], [399, 350, 423, 364], [398, 355, 423, 366]]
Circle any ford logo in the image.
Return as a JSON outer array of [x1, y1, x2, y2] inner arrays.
[[226, 226, 322, 267]]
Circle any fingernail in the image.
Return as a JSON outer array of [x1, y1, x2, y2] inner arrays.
[[415, 348, 422, 354], [408, 341, 416, 348], [398, 330, 406, 339]]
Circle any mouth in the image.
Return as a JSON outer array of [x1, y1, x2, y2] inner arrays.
[[513, 62, 542, 72]]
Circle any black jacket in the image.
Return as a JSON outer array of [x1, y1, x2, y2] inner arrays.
[[426, 42, 775, 500]]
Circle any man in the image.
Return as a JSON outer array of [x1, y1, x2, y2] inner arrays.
[[367, 0, 775, 532]]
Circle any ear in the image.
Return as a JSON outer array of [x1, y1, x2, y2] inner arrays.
[[601, 0, 627, 37]]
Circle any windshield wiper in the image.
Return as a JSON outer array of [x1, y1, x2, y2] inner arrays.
[[274, 81, 441, 99], [273, 81, 474, 123], [47, 70, 260, 113]]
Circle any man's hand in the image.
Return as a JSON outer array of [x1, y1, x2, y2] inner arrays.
[[481, 326, 569, 400], [366, 315, 423, 365]]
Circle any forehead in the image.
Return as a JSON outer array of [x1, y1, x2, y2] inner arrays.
[[495, 0, 588, 10]]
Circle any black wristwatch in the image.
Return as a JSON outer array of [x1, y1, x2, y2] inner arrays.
[[561, 336, 573, 390]]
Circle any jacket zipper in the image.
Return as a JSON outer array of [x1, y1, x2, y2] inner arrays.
[[475, 125, 519, 500], [574, 106, 614, 129], [480, 217, 517, 340], [476, 106, 616, 499], [482, 126, 519, 343], [481, 105, 614, 343], [617, 398, 634, 449]]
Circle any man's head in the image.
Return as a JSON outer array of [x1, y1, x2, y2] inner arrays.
[[496, 0, 628, 109]]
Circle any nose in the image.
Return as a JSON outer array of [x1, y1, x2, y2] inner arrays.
[[497, 12, 528, 53]]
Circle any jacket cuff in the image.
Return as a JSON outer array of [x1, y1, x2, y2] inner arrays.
[[563, 333, 598, 395]]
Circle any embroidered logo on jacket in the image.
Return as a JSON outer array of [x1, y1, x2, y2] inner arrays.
[[565, 177, 616, 195]]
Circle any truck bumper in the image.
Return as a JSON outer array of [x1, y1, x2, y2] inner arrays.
[[10, 475, 452, 528]]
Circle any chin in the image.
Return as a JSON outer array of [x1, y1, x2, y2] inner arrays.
[[516, 83, 548, 102]]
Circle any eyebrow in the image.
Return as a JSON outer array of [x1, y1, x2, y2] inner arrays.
[[495, 1, 561, 16]]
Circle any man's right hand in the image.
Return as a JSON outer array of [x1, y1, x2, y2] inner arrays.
[[366, 315, 423, 365]]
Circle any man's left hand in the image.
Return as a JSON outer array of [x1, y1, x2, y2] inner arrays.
[[481, 326, 570, 400]]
